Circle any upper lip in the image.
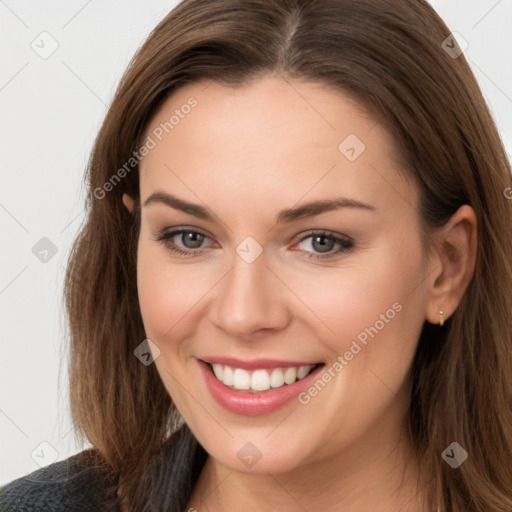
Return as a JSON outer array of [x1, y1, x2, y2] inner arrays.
[[200, 356, 322, 370]]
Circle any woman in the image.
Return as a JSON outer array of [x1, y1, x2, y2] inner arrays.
[[1, 0, 511, 510]]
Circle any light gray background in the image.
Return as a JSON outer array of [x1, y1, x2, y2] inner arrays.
[[1, 0, 511, 484]]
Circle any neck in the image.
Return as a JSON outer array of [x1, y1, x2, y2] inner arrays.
[[186, 411, 433, 511]]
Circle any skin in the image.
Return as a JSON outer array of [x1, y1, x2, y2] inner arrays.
[[122, 73, 477, 511]]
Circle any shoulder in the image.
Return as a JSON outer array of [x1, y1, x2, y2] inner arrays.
[[0, 449, 120, 512]]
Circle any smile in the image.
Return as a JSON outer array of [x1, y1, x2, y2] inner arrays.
[[209, 363, 317, 392], [198, 358, 325, 415]]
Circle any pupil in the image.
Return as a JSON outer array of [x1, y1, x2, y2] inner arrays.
[[312, 235, 333, 253], [183, 232, 204, 248]]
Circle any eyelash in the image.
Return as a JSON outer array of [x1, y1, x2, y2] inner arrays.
[[154, 227, 354, 260]]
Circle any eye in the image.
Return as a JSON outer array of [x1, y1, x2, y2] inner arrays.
[[154, 228, 212, 256], [154, 227, 354, 260], [294, 231, 354, 259]]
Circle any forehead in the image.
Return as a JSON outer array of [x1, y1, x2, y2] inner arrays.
[[138, 74, 417, 225]]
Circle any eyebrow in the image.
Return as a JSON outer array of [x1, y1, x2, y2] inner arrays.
[[143, 191, 376, 223]]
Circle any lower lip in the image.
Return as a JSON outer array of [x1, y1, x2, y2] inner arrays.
[[198, 360, 324, 416]]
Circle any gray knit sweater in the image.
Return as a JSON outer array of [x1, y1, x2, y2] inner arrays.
[[0, 450, 120, 511]]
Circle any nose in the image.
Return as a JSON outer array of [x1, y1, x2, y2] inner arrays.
[[209, 249, 291, 339]]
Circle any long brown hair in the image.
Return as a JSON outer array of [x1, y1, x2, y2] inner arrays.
[[64, 0, 512, 510]]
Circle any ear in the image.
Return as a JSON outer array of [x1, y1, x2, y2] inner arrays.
[[424, 204, 478, 325], [122, 193, 135, 214]]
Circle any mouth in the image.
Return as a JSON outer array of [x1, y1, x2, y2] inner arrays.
[[197, 358, 326, 415], [204, 360, 323, 393]]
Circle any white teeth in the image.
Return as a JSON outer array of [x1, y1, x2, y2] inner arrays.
[[270, 368, 285, 388], [223, 366, 234, 386], [210, 363, 315, 392], [251, 370, 270, 391], [283, 367, 297, 384], [233, 369, 251, 390], [212, 363, 223, 380], [297, 365, 310, 379]]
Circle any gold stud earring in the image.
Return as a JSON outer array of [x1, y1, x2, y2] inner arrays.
[[439, 310, 444, 327]]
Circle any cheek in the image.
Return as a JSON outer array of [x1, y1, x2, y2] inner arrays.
[[287, 246, 426, 454], [136, 240, 219, 346], [293, 237, 426, 365], [137, 241, 188, 340]]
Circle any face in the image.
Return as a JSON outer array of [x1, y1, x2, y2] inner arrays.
[[128, 74, 432, 475]]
